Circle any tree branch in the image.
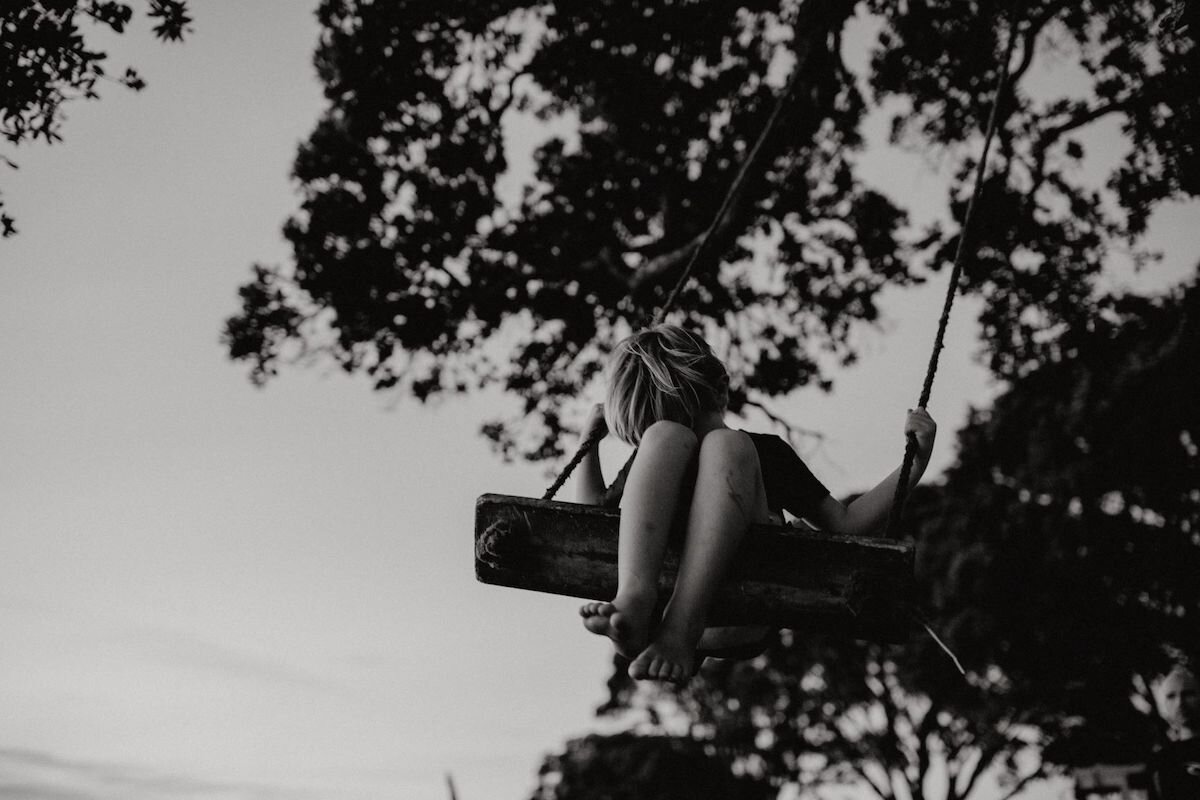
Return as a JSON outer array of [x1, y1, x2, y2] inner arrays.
[[869, 670, 907, 792], [913, 721, 931, 800], [742, 395, 827, 446], [1044, 98, 1135, 144], [1006, 0, 1066, 88], [855, 761, 896, 800], [624, 147, 762, 294], [628, 229, 708, 291], [1024, 96, 1136, 202], [996, 759, 1048, 800], [957, 724, 1026, 800], [955, 745, 993, 800], [1006, 25, 1039, 88], [821, 717, 894, 800], [577, 244, 634, 292], [625, 0, 856, 307]]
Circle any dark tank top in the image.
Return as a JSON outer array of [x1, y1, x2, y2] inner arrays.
[[745, 432, 830, 520]]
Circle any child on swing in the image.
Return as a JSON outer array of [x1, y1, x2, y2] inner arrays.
[[576, 324, 937, 684]]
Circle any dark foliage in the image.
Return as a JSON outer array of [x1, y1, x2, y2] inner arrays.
[[225, 0, 1198, 463], [0, 0, 192, 236], [924, 277, 1200, 720], [597, 277, 1200, 799], [529, 732, 774, 800]]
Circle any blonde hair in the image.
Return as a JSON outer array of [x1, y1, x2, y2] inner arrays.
[[604, 324, 729, 445]]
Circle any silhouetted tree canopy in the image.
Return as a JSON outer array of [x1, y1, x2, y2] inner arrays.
[[916, 277, 1200, 771], [225, 0, 1198, 462], [596, 278, 1200, 800], [0, 1, 192, 236]]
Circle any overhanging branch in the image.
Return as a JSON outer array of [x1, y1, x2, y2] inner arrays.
[[1040, 98, 1135, 146]]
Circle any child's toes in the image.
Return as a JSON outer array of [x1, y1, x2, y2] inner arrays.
[[629, 644, 693, 683], [581, 602, 619, 637], [579, 601, 611, 617]]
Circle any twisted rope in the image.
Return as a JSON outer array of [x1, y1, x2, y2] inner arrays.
[[652, 42, 814, 327], [882, 19, 1021, 539], [542, 425, 609, 501]]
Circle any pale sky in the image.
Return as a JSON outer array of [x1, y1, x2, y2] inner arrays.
[[1, 3, 1196, 800]]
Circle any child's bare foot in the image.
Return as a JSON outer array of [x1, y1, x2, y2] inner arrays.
[[580, 594, 654, 659], [628, 634, 695, 685]]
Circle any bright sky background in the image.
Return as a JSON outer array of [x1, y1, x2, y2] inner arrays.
[[2, 3, 1196, 800]]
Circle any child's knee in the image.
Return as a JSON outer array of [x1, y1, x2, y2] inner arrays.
[[640, 420, 699, 453], [698, 431, 767, 520], [699, 429, 757, 471]]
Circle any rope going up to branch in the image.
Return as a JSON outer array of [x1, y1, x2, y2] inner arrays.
[[651, 39, 815, 328], [882, 16, 1022, 539], [541, 27, 825, 502]]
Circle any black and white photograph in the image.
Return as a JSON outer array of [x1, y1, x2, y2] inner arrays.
[[2, 1, 1198, 798]]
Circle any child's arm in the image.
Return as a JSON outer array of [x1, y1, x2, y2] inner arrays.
[[810, 408, 937, 537], [576, 403, 609, 505]]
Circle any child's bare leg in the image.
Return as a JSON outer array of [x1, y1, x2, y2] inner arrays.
[[629, 429, 768, 683], [581, 420, 698, 658]]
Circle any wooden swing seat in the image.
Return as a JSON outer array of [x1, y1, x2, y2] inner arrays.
[[475, 493, 915, 642]]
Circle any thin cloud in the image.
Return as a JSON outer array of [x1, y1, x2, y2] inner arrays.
[[0, 748, 315, 800], [118, 625, 336, 693], [3, 596, 336, 692]]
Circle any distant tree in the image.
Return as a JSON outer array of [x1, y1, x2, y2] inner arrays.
[[0, 0, 192, 236], [596, 277, 1200, 800], [604, 635, 1060, 800], [918, 276, 1200, 737], [529, 732, 773, 800], [225, 0, 1198, 462]]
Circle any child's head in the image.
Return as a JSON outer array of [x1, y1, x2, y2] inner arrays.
[[1152, 662, 1199, 739], [605, 324, 729, 445]]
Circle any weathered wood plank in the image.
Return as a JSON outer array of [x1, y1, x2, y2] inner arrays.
[[475, 493, 915, 642]]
